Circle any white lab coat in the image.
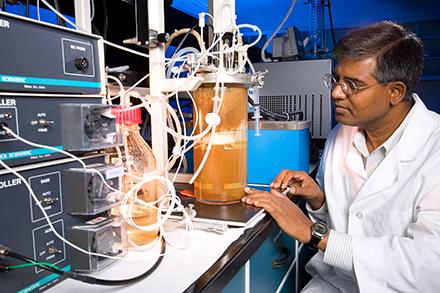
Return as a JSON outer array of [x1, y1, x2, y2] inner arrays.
[[306, 95, 440, 292]]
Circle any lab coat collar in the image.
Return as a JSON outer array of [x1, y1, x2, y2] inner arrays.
[[350, 94, 436, 201], [393, 94, 437, 162]]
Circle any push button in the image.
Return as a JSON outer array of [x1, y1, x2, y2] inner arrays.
[[356, 212, 363, 219]]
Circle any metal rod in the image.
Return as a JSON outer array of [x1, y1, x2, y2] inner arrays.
[[275, 242, 304, 293]]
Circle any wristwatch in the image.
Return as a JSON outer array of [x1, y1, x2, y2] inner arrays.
[[309, 222, 329, 248]]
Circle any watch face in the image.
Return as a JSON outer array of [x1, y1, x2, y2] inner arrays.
[[314, 223, 328, 235]]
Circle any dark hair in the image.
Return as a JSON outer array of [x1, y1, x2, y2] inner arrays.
[[334, 21, 424, 101]]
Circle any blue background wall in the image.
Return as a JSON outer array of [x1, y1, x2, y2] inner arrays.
[[172, 0, 440, 32], [172, 0, 440, 112]]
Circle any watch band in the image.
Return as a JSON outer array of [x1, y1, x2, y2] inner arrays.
[[309, 222, 328, 248], [309, 232, 322, 248]]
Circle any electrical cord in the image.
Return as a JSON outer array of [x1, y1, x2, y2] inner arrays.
[[6, 262, 62, 271], [68, 237, 166, 286], [101, 0, 108, 42], [248, 96, 304, 121], [25, 0, 29, 17], [52, 0, 65, 26], [261, 108, 304, 121], [327, 0, 336, 48], [1, 239, 166, 286], [3, 250, 65, 275]]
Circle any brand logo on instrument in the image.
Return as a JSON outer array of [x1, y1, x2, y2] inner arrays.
[[1, 76, 25, 83]]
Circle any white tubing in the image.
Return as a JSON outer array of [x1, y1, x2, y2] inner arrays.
[[261, 0, 297, 62], [166, 47, 200, 79], [166, 28, 206, 55], [188, 126, 216, 184], [0, 126, 192, 260], [107, 74, 126, 105], [237, 24, 263, 48]]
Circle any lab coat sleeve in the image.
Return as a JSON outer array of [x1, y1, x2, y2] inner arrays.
[[352, 182, 440, 292], [323, 230, 354, 272], [306, 201, 328, 223], [306, 153, 329, 223]]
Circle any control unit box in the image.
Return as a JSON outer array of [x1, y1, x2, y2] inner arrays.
[[0, 11, 104, 94], [0, 155, 125, 293], [0, 95, 120, 168]]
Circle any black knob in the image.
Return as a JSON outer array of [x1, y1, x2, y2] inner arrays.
[[75, 57, 89, 71], [157, 33, 170, 43]]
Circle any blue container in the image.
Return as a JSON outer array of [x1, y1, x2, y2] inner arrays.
[[248, 121, 310, 185]]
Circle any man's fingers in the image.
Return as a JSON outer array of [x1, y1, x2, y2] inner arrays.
[[271, 169, 290, 188], [242, 190, 274, 203], [270, 188, 288, 199], [244, 186, 260, 194], [272, 170, 310, 189], [288, 186, 297, 195], [281, 178, 293, 189], [243, 194, 275, 213]]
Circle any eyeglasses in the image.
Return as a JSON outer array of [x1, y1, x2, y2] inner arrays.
[[323, 73, 379, 96]]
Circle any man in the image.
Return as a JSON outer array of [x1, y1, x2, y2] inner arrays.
[[243, 21, 440, 292]]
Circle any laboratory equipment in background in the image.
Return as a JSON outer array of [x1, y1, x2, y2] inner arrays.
[[306, 0, 326, 57], [193, 77, 251, 203], [253, 59, 332, 164], [248, 121, 310, 185], [272, 26, 305, 60], [113, 107, 159, 246], [253, 59, 332, 140]]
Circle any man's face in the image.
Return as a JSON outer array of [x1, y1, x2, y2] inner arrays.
[[333, 57, 391, 129]]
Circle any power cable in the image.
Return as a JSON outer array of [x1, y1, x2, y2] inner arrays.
[[1, 239, 166, 286], [4, 251, 65, 275], [327, 0, 336, 48], [52, 0, 65, 26], [102, 0, 108, 41], [248, 96, 304, 121], [6, 262, 62, 271]]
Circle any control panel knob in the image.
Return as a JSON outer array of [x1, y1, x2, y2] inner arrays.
[[75, 57, 89, 71]]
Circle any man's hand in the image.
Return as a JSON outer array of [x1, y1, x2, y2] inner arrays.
[[270, 170, 325, 210], [242, 187, 313, 244]]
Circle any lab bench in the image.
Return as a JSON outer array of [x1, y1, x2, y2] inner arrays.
[[185, 213, 298, 293], [46, 207, 299, 293]]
